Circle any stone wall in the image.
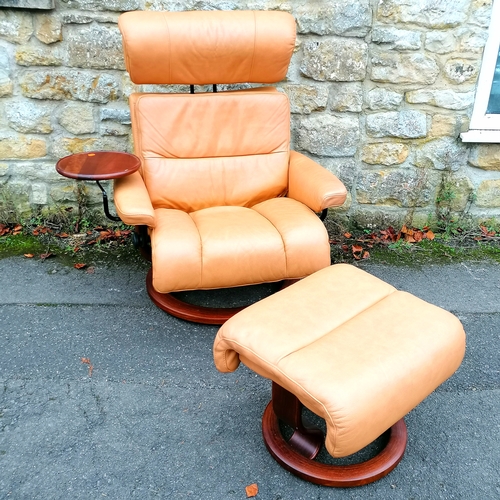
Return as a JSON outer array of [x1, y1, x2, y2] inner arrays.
[[0, 0, 498, 228]]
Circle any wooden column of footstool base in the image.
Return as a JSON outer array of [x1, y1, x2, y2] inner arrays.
[[262, 382, 407, 487]]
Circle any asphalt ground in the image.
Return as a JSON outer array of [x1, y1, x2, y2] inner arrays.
[[0, 256, 499, 499]]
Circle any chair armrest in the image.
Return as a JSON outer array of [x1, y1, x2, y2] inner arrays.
[[113, 171, 155, 227], [287, 151, 347, 212]]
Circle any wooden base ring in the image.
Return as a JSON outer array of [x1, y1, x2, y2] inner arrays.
[[146, 269, 298, 325], [262, 401, 408, 487]]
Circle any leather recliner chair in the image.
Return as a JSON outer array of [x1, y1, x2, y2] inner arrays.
[[114, 10, 347, 324]]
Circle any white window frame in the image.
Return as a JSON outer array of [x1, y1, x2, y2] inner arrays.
[[461, 0, 500, 143]]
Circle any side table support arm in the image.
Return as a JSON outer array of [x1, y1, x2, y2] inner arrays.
[[96, 180, 121, 222]]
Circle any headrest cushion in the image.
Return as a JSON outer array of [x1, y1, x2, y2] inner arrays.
[[119, 10, 296, 85]]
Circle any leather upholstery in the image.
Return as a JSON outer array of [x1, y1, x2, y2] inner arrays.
[[151, 199, 330, 292], [119, 10, 296, 84], [129, 88, 290, 212], [213, 264, 466, 458], [288, 151, 347, 212], [114, 10, 347, 294]]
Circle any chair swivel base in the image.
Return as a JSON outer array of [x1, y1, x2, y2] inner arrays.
[[146, 269, 297, 325], [261, 383, 408, 488]]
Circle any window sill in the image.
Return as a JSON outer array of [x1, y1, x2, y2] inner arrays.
[[460, 130, 500, 143]]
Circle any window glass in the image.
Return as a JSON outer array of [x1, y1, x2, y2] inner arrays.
[[486, 48, 500, 114]]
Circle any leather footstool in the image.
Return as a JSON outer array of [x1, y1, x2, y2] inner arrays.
[[213, 264, 465, 487]]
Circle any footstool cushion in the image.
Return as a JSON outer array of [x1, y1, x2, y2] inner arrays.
[[213, 264, 465, 458]]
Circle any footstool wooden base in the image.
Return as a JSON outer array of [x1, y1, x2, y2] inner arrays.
[[262, 382, 407, 487], [213, 264, 465, 487]]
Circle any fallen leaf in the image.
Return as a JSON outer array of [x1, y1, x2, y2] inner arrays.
[[351, 245, 363, 253], [425, 230, 435, 240], [24, 253, 34, 258], [39, 252, 54, 260], [81, 357, 94, 377], [245, 484, 258, 498], [86, 266, 95, 274], [343, 232, 352, 238], [74, 263, 87, 269], [341, 244, 349, 252], [413, 231, 424, 242], [362, 251, 370, 260], [13, 224, 22, 231], [56, 232, 69, 238]]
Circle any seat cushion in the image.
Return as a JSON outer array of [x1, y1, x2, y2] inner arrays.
[[213, 264, 466, 458], [150, 198, 330, 293]]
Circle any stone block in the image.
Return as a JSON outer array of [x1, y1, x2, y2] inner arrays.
[[371, 26, 421, 50], [51, 136, 98, 158], [0, 10, 33, 44], [5, 100, 52, 134], [58, 103, 95, 134], [366, 110, 427, 139], [406, 89, 475, 110], [377, 0, 471, 28], [0, 46, 12, 97], [415, 138, 468, 171], [295, 0, 371, 37], [320, 157, 359, 190], [469, 0, 493, 28], [444, 59, 479, 84], [476, 180, 500, 208], [0, 134, 46, 159], [371, 51, 439, 85], [439, 175, 474, 211], [100, 107, 131, 124], [301, 38, 368, 82], [468, 144, 500, 171], [51, 135, 129, 158], [34, 14, 62, 44], [10, 161, 60, 182], [67, 24, 124, 70], [356, 169, 432, 208], [20, 70, 120, 103], [30, 183, 47, 205], [278, 84, 328, 114], [430, 114, 461, 138], [100, 106, 131, 136], [361, 142, 409, 166], [61, 12, 120, 24], [101, 122, 130, 136], [0, 0, 54, 7], [425, 31, 457, 54], [328, 82, 363, 112], [57, 0, 139, 10], [15, 44, 63, 66], [365, 87, 402, 110], [456, 26, 488, 53], [297, 114, 360, 157]]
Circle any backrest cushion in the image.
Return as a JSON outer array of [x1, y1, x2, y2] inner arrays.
[[130, 88, 290, 212], [119, 10, 296, 85]]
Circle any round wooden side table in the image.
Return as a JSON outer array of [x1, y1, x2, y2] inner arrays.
[[56, 151, 141, 221]]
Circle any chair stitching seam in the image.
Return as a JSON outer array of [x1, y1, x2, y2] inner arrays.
[[251, 208, 288, 276]]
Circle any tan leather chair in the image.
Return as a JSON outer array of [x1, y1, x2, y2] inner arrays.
[[115, 10, 347, 324]]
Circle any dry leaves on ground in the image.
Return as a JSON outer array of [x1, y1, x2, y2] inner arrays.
[[245, 483, 258, 498], [335, 225, 437, 260]]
